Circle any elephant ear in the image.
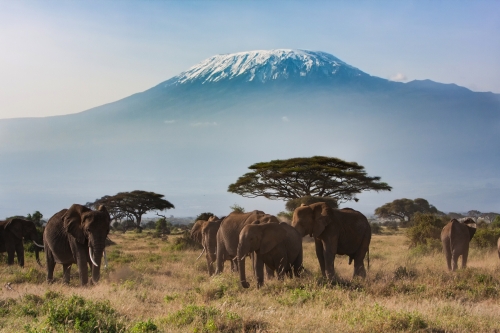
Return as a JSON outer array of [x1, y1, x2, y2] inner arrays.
[[260, 225, 286, 254], [312, 203, 330, 238], [97, 205, 111, 221], [63, 204, 90, 244], [5, 219, 23, 239]]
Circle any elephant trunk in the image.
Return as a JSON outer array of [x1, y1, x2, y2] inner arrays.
[[35, 246, 42, 267], [90, 243, 105, 283], [237, 242, 250, 288]]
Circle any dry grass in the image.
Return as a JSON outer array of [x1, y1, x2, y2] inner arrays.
[[1, 229, 500, 332]]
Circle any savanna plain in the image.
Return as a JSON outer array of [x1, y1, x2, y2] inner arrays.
[[1, 228, 499, 333]]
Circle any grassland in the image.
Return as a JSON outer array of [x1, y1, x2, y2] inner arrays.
[[1, 229, 499, 332]]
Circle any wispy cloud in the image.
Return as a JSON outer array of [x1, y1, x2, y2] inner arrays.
[[164, 120, 176, 124], [191, 121, 218, 127], [282, 116, 290, 122], [389, 73, 408, 82]]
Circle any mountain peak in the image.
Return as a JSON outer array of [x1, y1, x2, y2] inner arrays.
[[170, 49, 368, 85]]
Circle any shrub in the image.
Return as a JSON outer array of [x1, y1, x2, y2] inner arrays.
[[370, 222, 382, 234], [170, 231, 202, 251], [230, 204, 245, 213], [406, 213, 445, 248], [471, 228, 500, 248], [195, 212, 215, 221], [130, 319, 158, 333]]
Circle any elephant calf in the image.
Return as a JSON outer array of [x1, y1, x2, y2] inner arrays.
[[441, 218, 476, 271], [237, 222, 303, 288]]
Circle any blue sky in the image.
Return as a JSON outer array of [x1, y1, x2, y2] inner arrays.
[[1, 1, 499, 119]]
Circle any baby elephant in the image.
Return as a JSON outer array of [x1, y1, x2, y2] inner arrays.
[[441, 218, 476, 271], [237, 222, 303, 288]]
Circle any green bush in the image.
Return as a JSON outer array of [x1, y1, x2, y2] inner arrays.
[[170, 231, 202, 251], [130, 319, 158, 333], [370, 222, 382, 234], [471, 228, 500, 248], [406, 213, 445, 248]]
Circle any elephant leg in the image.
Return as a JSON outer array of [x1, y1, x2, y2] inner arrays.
[[215, 242, 225, 274], [77, 257, 89, 286], [15, 242, 25, 267], [7, 250, 15, 266], [45, 248, 56, 283], [443, 241, 452, 271], [322, 237, 337, 281], [255, 254, 265, 288], [462, 248, 469, 269], [206, 252, 214, 276], [314, 238, 326, 277], [451, 252, 459, 272], [353, 255, 367, 278], [265, 264, 275, 279], [62, 264, 72, 284], [293, 250, 303, 278]]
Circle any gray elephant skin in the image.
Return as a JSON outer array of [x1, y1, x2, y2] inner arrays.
[[190, 216, 223, 276], [292, 203, 371, 281], [44, 204, 110, 285], [0, 218, 43, 267], [216, 210, 279, 274], [237, 222, 303, 288], [441, 218, 476, 271]]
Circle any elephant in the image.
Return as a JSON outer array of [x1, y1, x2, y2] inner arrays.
[[237, 222, 303, 288], [0, 218, 44, 267], [215, 210, 279, 275], [190, 215, 224, 276], [190, 215, 218, 244], [44, 204, 111, 285], [292, 203, 371, 281], [441, 218, 476, 271]]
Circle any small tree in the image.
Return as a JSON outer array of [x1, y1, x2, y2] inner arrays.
[[26, 211, 44, 227], [155, 218, 171, 235], [88, 190, 174, 230], [230, 204, 245, 213], [375, 198, 441, 225]]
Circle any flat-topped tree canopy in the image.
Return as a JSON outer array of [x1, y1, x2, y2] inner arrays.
[[87, 190, 174, 230], [228, 156, 392, 204]]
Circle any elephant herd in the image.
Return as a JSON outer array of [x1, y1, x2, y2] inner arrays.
[[190, 203, 372, 288], [0, 201, 498, 288]]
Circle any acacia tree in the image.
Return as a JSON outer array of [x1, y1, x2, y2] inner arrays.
[[88, 190, 174, 230], [374, 198, 440, 224], [228, 156, 392, 204]]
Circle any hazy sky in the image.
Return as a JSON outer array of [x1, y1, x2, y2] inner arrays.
[[1, 1, 499, 119]]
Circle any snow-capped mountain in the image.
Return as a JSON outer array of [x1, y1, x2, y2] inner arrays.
[[171, 49, 368, 85]]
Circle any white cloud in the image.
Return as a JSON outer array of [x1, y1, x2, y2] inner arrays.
[[164, 120, 176, 124], [191, 121, 218, 127], [389, 73, 408, 82], [282, 116, 290, 122]]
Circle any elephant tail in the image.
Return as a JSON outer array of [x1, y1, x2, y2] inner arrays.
[[367, 248, 370, 270]]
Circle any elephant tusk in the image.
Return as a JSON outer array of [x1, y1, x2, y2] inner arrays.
[[89, 248, 99, 267], [33, 241, 44, 248], [103, 249, 108, 269], [196, 247, 206, 261]]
